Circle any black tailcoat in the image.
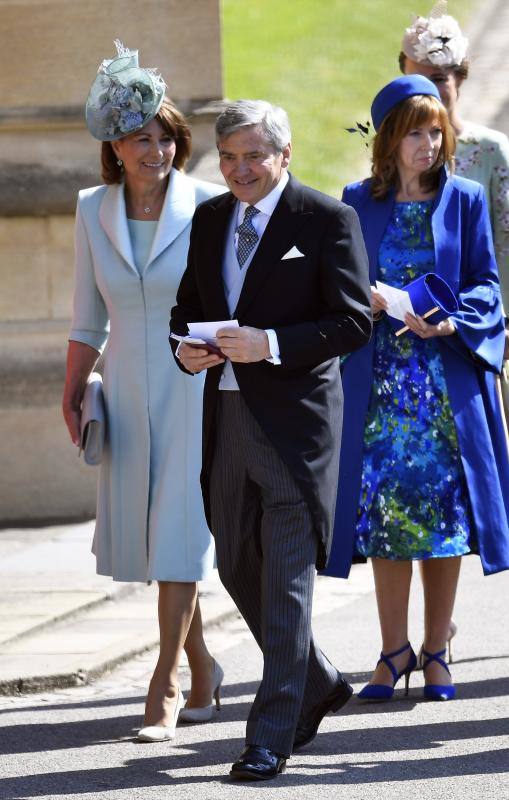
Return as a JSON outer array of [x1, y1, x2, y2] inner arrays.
[[170, 174, 372, 568]]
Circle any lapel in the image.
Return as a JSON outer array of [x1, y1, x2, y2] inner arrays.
[[352, 167, 454, 285], [199, 190, 236, 320], [234, 174, 313, 319], [359, 188, 395, 283], [98, 169, 196, 274], [99, 184, 136, 273], [430, 168, 457, 284], [145, 168, 196, 268]]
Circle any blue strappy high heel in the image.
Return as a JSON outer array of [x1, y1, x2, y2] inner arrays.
[[422, 648, 456, 701], [358, 642, 417, 702]]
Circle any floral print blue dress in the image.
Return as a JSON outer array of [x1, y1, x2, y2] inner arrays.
[[355, 200, 472, 561]]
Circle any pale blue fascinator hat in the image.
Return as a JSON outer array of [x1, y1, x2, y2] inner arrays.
[[85, 40, 166, 141], [371, 75, 441, 131]]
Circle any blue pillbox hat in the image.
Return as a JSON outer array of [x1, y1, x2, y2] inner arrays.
[[371, 75, 442, 131]]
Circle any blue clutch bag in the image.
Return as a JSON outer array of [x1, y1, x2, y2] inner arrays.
[[391, 273, 458, 335]]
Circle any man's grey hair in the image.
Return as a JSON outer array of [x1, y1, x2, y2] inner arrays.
[[216, 100, 291, 153]]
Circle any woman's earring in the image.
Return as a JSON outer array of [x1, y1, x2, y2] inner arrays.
[[117, 158, 123, 167]]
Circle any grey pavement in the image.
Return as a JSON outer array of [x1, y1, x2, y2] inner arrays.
[[0, 522, 236, 694], [0, 555, 508, 799], [1, 0, 509, 795], [0, 521, 375, 695], [458, 0, 509, 127], [1, 0, 508, 701]]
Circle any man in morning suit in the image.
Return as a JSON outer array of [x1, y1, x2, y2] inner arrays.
[[170, 100, 372, 781]]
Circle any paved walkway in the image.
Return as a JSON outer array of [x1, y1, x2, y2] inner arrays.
[[1, 553, 508, 799], [2, 0, 509, 698], [0, 523, 235, 694], [458, 0, 509, 127], [0, 522, 376, 694]]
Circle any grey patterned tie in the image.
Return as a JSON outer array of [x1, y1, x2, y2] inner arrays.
[[236, 205, 260, 268]]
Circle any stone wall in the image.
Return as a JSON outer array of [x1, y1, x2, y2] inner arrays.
[[0, 0, 223, 523]]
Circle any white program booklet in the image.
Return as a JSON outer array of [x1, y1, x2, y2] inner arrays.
[[187, 320, 239, 342], [170, 319, 239, 347], [375, 281, 414, 322]]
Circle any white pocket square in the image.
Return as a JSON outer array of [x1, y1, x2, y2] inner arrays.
[[281, 245, 305, 260]]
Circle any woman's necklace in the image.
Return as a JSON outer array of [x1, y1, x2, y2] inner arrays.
[[140, 197, 162, 216], [125, 180, 166, 219]]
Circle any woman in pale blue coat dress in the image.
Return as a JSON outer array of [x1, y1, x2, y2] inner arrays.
[[62, 43, 225, 740]]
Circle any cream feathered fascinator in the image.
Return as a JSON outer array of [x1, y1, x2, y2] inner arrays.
[[85, 40, 166, 141], [401, 1, 469, 67]]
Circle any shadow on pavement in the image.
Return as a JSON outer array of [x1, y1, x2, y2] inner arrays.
[[0, 737, 245, 797], [287, 747, 509, 786], [1, 675, 508, 758], [0, 680, 260, 717], [301, 716, 509, 755], [0, 702, 255, 756], [347, 675, 509, 715], [0, 735, 508, 796]]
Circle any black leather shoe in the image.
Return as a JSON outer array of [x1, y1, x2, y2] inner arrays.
[[293, 679, 353, 751], [230, 745, 287, 781]]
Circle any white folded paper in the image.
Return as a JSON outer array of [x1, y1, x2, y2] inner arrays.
[[375, 281, 414, 322], [171, 319, 239, 346]]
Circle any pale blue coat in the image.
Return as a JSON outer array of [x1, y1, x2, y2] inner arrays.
[[70, 168, 225, 582]]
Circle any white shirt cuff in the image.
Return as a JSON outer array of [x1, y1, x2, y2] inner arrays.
[[265, 329, 281, 365]]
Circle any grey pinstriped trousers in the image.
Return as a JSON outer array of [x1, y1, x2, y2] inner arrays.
[[210, 392, 341, 757]]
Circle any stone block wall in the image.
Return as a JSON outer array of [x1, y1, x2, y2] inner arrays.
[[0, 0, 223, 522]]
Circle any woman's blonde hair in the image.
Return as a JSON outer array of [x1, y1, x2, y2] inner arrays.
[[371, 94, 455, 199]]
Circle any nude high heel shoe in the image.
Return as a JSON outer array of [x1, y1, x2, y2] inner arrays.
[[179, 660, 224, 723], [137, 687, 184, 742], [445, 619, 458, 663], [417, 619, 457, 669]]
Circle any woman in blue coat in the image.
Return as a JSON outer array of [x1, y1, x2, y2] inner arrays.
[[324, 76, 509, 701]]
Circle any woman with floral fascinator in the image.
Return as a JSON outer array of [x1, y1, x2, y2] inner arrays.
[[62, 41, 226, 741], [399, 0, 509, 663], [323, 75, 509, 703], [400, 1, 509, 325]]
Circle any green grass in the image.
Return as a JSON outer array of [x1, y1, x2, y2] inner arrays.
[[222, 0, 473, 197]]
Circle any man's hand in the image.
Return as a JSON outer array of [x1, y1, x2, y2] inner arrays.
[[178, 343, 225, 373], [371, 287, 388, 316], [216, 326, 271, 363]]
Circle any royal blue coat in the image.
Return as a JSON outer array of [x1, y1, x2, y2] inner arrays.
[[323, 168, 509, 578]]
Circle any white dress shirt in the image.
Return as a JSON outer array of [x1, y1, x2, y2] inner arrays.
[[236, 170, 289, 364], [176, 171, 288, 370]]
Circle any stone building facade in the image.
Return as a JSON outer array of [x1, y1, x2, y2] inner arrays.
[[0, 0, 223, 522]]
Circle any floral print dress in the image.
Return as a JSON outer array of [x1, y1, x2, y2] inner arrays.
[[455, 122, 509, 311], [354, 200, 472, 561]]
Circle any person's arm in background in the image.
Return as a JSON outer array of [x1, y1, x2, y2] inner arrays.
[[489, 134, 509, 357]]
